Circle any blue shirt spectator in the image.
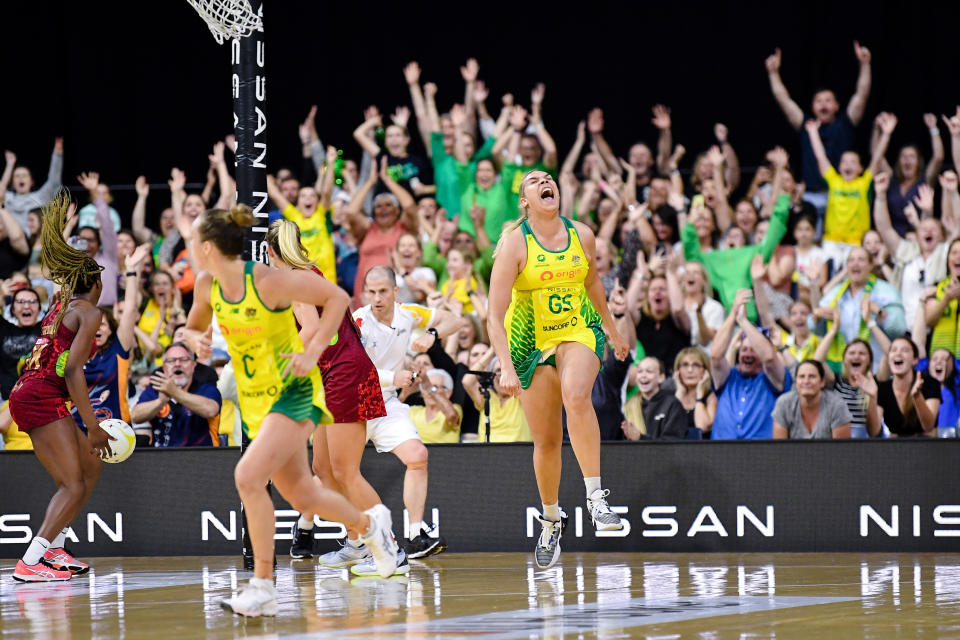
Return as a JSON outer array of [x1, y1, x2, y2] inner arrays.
[[713, 368, 792, 440], [709, 288, 791, 440]]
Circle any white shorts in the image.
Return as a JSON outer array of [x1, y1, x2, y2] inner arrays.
[[366, 396, 421, 453]]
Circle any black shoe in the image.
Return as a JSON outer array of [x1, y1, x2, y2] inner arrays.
[[289, 521, 315, 559], [242, 550, 277, 570], [405, 530, 447, 559]]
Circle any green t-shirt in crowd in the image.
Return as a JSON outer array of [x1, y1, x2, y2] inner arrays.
[[457, 162, 520, 240], [681, 194, 790, 323], [430, 132, 495, 218]]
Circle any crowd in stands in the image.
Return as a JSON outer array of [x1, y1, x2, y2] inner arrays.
[[3, 43, 960, 450]]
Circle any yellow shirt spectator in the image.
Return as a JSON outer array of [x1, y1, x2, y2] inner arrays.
[[1, 401, 33, 450], [410, 404, 462, 443], [822, 167, 872, 244], [137, 298, 172, 366], [441, 275, 480, 315], [478, 394, 533, 443], [283, 203, 337, 284]]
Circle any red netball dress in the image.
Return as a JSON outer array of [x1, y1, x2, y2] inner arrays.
[[9, 302, 97, 431], [308, 267, 385, 424]]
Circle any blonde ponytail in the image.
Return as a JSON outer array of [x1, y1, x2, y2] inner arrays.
[[266, 219, 314, 270]]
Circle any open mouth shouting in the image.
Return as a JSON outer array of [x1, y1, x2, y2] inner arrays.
[[540, 184, 555, 203]]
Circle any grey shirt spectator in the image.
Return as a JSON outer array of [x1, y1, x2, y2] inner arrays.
[[5, 148, 63, 231], [772, 389, 852, 439]]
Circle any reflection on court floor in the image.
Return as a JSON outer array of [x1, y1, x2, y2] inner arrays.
[[1, 553, 959, 639]]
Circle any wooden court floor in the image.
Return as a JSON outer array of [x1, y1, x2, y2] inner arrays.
[[2, 552, 959, 638]]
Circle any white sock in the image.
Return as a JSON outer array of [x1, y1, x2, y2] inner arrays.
[[542, 502, 561, 522], [347, 537, 363, 549], [297, 515, 314, 531], [408, 521, 422, 539], [23, 537, 50, 566], [51, 527, 69, 548], [584, 477, 602, 497]]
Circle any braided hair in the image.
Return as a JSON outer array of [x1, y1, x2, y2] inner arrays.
[[40, 191, 103, 330]]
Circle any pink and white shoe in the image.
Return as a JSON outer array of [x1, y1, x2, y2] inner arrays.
[[12, 560, 72, 582], [42, 548, 89, 575]]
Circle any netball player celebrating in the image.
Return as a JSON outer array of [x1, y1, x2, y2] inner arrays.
[[9, 193, 112, 582], [183, 205, 396, 617], [487, 170, 629, 570], [264, 219, 395, 565]]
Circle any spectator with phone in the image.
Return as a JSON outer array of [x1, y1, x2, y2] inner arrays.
[[409, 369, 462, 444]]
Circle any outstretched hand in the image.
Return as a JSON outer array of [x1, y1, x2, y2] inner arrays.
[[765, 48, 782, 73], [651, 104, 671, 130], [853, 40, 871, 65]]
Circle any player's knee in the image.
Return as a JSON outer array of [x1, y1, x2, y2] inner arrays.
[[403, 443, 429, 470], [60, 476, 86, 502], [330, 461, 358, 486], [560, 379, 592, 411], [233, 461, 263, 496], [83, 462, 102, 487]]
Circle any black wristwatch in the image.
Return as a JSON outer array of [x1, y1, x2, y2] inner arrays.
[[426, 328, 439, 339]]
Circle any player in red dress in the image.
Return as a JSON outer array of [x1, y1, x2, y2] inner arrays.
[[265, 220, 394, 563], [8, 193, 114, 582]]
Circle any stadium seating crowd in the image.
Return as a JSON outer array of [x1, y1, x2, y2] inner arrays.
[[3, 45, 960, 449]]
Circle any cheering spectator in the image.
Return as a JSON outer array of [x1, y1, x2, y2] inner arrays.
[[74, 245, 151, 428], [626, 263, 689, 374], [804, 113, 894, 268], [874, 337, 940, 437], [340, 158, 419, 307], [0, 286, 43, 401], [872, 113, 945, 235], [1, 140, 63, 230], [924, 347, 960, 437], [392, 233, 437, 304], [874, 171, 950, 328], [353, 105, 431, 197], [772, 360, 852, 439], [130, 176, 176, 265], [409, 369, 462, 444], [137, 271, 181, 365], [765, 43, 871, 211], [265, 147, 338, 284], [621, 357, 688, 441], [130, 342, 222, 447], [672, 347, 716, 437], [0, 206, 29, 280], [75, 181, 121, 232], [924, 239, 960, 358], [710, 289, 790, 440], [683, 194, 791, 321], [63, 172, 119, 306], [819, 247, 905, 372]]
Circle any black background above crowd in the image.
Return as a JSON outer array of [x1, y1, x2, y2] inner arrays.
[[6, 2, 960, 219]]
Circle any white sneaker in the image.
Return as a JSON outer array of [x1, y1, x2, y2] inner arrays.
[[351, 547, 411, 577], [534, 515, 564, 570], [587, 489, 623, 531], [318, 540, 371, 568], [220, 578, 278, 617], [357, 504, 399, 578]]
